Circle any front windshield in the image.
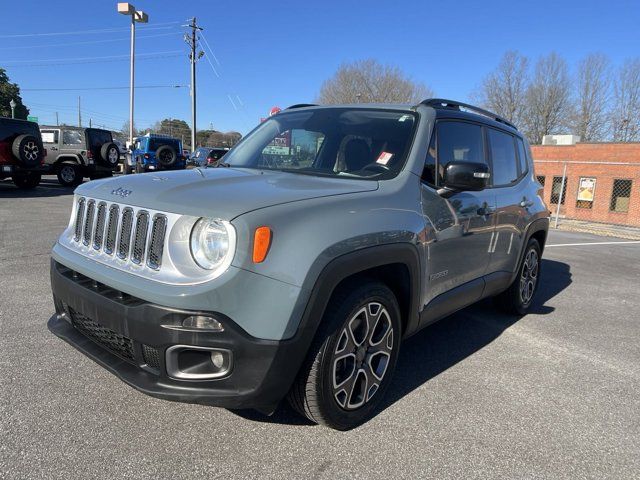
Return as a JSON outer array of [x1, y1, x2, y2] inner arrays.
[[222, 108, 417, 179]]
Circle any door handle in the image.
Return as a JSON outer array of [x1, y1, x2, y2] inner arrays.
[[520, 198, 534, 208], [477, 206, 495, 216]]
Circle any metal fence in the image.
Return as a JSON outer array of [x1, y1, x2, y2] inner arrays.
[[533, 160, 640, 229]]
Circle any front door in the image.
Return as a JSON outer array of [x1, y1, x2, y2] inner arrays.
[[40, 129, 60, 164], [420, 120, 496, 307]]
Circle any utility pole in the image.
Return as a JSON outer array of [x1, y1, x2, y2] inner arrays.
[[185, 17, 203, 152], [78, 96, 82, 127], [55, 112, 59, 126], [89, 118, 92, 128]]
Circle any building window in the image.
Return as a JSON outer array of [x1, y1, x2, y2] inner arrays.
[[536, 175, 546, 186], [610, 179, 633, 213], [550, 176, 566, 204]]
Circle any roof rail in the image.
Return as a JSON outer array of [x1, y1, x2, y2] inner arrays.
[[420, 98, 517, 130], [286, 103, 318, 110]]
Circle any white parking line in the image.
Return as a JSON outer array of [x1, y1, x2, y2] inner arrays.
[[546, 241, 640, 247]]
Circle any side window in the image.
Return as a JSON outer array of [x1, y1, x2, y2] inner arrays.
[[41, 130, 59, 144], [516, 137, 528, 175], [62, 130, 83, 145], [488, 129, 518, 186], [437, 121, 486, 167]]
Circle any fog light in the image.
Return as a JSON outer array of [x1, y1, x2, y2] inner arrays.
[[182, 315, 224, 331], [211, 351, 225, 368]]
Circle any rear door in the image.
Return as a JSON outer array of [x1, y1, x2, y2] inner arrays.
[[486, 128, 530, 275], [40, 129, 61, 164], [421, 120, 497, 304]]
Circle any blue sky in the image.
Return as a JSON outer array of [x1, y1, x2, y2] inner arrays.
[[1, 0, 638, 135]]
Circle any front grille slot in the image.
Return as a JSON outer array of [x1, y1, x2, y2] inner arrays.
[[104, 205, 119, 255], [147, 215, 167, 270], [142, 344, 161, 368], [117, 208, 134, 260], [82, 200, 95, 246], [69, 308, 135, 363], [93, 203, 107, 250], [131, 211, 150, 265], [74, 198, 85, 241]]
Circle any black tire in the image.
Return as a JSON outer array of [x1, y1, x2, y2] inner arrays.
[[12, 134, 44, 168], [124, 165, 133, 175], [495, 238, 542, 315], [12, 172, 41, 189], [100, 142, 120, 167], [135, 161, 144, 174], [288, 281, 401, 430], [56, 163, 82, 187], [155, 145, 177, 167]]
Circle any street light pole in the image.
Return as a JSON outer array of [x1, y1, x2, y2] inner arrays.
[[9, 99, 16, 119], [118, 3, 148, 149]]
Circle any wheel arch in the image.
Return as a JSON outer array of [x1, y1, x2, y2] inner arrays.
[[55, 155, 83, 166]]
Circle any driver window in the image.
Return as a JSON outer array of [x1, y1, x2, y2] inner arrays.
[[437, 121, 486, 167]]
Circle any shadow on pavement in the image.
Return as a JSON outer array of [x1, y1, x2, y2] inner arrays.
[[0, 178, 75, 198], [233, 259, 572, 427]]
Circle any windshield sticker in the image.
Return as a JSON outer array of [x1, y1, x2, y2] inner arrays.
[[398, 115, 411, 122], [377, 152, 393, 165]]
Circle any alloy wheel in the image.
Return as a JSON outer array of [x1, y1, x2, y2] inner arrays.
[[332, 302, 394, 410], [23, 142, 39, 162], [520, 248, 539, 305], [60, 165, 76, 183]]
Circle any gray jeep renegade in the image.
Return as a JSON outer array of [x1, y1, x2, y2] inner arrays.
[[49, 99, 549, 430]]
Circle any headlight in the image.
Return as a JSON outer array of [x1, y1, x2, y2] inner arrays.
[[190, 218, 236, 271]]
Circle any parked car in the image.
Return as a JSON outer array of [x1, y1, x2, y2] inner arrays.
[[187, 146, 229, 168], [127, 133, 186, 173], [40, 126, 120, 187], [49, 99, 549, 430], [0, 118, 47, 189]]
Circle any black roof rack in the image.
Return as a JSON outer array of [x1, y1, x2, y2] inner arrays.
[[420, 98, 517, 130], [286, 103, 318, 110]]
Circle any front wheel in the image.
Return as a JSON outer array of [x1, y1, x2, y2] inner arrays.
[[288, 281, 401, 430], [495, 238, 541, 315]]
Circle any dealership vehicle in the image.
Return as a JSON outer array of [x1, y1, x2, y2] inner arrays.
[[126, 133, 186, 173], [187, 146, 229, 168], [40, 126, 120, 187], [0, 118, 46, 189], [49, 99, 549, 430]]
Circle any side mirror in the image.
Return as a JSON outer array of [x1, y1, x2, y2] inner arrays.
[[438, 161, 490, 197]]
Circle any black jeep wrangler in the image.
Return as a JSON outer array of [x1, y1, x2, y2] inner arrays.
[[0, 118, 46, 189]]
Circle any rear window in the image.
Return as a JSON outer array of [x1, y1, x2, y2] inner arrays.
[[149, 138, 179, 151], [87, 129, 112, 148]]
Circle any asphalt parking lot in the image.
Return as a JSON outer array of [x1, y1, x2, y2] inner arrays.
[[1, 177, 639, 479]]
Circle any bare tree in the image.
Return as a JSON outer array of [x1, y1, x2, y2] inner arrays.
[[475, 51, 529, 126], [571, 53, 611, 141], [522, 53, 572, 144], [611, 59, 640, 142], [317, 59, 433, 104]]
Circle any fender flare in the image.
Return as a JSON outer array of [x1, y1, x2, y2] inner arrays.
[[509, 216, 550, 283], [55, 155, 84, 166]]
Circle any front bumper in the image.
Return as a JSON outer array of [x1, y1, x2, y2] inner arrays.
[[49, 259, 305, 412]]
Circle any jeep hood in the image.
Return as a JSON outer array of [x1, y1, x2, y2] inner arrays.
[[76, 167, 378, 218]]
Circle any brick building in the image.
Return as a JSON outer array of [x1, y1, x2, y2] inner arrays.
[[531, 141, 640, 227]]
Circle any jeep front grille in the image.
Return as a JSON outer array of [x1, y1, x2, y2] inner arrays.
[[71, 196, 167, 271]]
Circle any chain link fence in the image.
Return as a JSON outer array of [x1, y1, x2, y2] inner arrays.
[[533, 160, 640, 229]]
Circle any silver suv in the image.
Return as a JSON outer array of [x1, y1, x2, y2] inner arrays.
[[40, 126, 120, 187], [49, 99, 549, 430]]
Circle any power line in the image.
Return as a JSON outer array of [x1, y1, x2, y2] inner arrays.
[[22, 85, 187, 92], [3, 52, 183, 67], [0, 32, 182, 51], [0, 22, 181, 39], [2, 50, 182, 65]]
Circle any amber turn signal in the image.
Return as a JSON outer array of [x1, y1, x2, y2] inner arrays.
[[252, 226, 272, 263]]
